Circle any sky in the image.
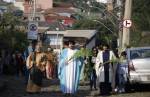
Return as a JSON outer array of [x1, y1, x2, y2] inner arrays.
[[96, 0, 108, 4], [3, 0, 15, 3]]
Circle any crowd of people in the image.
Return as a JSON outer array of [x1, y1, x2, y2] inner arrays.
[[0, 40, 128, 96], [0, 51, 26, 77], [57, 41, 128, 96]]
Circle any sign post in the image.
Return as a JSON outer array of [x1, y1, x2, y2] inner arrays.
[[27, 22, 38, 40], [123, 19, 132, 28]]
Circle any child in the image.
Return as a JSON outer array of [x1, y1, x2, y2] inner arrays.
[[118, 51, 128, 93]]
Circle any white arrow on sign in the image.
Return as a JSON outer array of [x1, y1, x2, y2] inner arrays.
[[123, 19, 132, 28]]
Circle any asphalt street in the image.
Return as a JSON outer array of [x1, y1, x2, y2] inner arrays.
[[0, 75, 150, 97]]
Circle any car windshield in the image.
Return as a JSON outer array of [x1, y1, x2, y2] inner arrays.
[[130, 49, 150, 59]]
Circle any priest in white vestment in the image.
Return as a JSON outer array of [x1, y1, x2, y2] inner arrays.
[[95, 44, 117, 94], [58, 40, 83, 94]]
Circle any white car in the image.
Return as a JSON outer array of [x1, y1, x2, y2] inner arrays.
[[126, 47, 150, 84]]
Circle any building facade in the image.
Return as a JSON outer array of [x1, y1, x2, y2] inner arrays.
[[24, 0, 53, 14], [40, 30, 97, 53], [14, 0, 24, 11], [37, 0, 53, 10]]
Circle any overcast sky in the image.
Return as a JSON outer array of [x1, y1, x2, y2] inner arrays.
[[3, 0, 15, 3], [96, 0, 108, 3]]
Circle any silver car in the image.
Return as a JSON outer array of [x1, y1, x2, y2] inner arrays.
[[126, 47, 150, 84]]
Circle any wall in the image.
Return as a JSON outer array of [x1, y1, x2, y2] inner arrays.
[[37, 0, 53, 10], [24, 0, 53, 14], [14, 2, 24, 11]]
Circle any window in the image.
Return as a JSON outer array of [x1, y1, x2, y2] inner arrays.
[[130, 49, 150, 59], [47, 35, 62, 45]]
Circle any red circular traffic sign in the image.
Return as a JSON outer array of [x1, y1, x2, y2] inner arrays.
[[29, 24, 37, 31], [123, 19, 132, 28]]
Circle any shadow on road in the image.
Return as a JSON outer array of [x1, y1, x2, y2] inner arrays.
[[0, 76, 92, 97], [134, 84, 150, 92], [126, 84, 150, 93]]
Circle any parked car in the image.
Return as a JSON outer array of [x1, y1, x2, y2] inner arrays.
[[126, 47, 150, 84]]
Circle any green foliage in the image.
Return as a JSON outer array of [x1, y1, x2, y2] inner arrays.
[[132, 0, 150, 30], [69, 48, 92, 61], [72, 18, 117, 47], [71, 0, 118, 46], [131, 0, 150, 46], [0, 12, 28, 52], [72, 19, 98, 29]]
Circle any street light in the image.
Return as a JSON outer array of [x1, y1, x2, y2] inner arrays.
[[87, 1, 124, 49], [93, 20, 114, 33], [87, 5, 119, 30]]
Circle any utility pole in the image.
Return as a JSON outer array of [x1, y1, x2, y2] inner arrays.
[[122, 0, 132, 48], [32, 0, 36, 21], [116, 0, 123, 49]]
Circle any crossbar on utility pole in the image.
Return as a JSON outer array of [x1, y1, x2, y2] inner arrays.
[[93, 20, 114, 33]]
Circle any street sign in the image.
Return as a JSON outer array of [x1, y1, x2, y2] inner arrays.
[[27, 22, 38, 40], [123, 19, 132, 28]]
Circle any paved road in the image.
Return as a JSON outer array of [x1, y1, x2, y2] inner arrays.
[[0, 75, 150, 97]]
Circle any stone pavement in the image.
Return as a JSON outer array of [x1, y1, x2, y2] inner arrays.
[[0, 80, 4, 90], [0, 75, 99, 97], [0, 77, 7, 91], [0, 75, 150, 97]]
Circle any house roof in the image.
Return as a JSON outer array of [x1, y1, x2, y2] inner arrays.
[[22, 21, 50, 27], [45, 15, 74, 20], [44, 7, 76, 15], [53, 2, 73, 8], [44, 30, 97, 39], [65, 30, 96, 39], [0, 0, 8, 5], [15, 0, 24, 2], [23, 20, 69, 32]]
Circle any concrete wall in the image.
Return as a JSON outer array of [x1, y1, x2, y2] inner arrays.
[[14, 2, 24, 11], [37, 0, 53, 10]]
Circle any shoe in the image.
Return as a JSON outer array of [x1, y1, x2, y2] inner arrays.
[[118, 90, 122, 93], [114, 88, 118, 92], [122, 88, 125, 93]]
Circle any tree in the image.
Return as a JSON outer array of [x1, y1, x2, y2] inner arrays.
[[71, 0, 119, 48], [0, 12, 28, 52], [72, 18, 117, 48], [72, 0, 150, 47], [130, 0, 150, 46]]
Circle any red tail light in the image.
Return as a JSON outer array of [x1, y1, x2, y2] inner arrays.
[[129, 61, 135, 71]]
